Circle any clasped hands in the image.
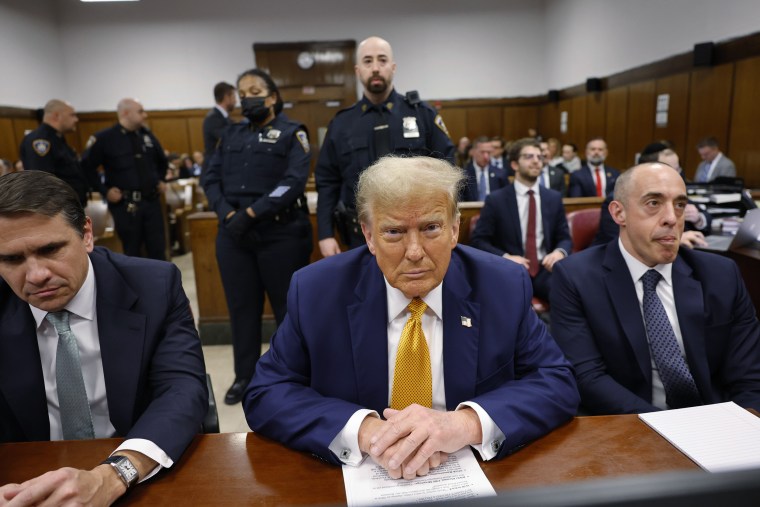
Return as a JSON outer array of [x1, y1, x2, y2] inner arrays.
[[358, 405, 481, 480]]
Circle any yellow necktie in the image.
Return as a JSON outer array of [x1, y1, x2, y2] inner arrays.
[[390, 297, 432, 410]]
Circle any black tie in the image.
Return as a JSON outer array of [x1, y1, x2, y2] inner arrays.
[[372, 105, 391, 161]]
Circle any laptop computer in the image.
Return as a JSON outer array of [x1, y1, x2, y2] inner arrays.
[[696, 209, 760, 253]]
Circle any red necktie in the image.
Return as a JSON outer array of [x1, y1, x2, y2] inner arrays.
[[594, 166, 603, 197], [526, 190, 539, 278]]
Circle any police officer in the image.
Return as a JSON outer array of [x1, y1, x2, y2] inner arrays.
[[316, 36, 455, 257], [20, 99, 90, 206], [81, 98, 169, 260], [202, 68, 312, 405]]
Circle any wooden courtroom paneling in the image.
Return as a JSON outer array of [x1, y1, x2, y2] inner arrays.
[[653, 72, 690, 155], [684, 63, 734, 179], [12, 118, 39, 148], [502, 105, 539, 142], [728, 56, 760, 189], [187, 117, 205, 156], [625, 80, 656, 166], [570, 96, 588, 147], [466, 106, 502, 138], [605, 86, 629, 170], [439, 107, 466, 144], [538, 101, 561, 141], [76, 120, 115, 152], [585, 92, 606, 141], [149, 117, 190, 155], [0, 118, 17, 162]]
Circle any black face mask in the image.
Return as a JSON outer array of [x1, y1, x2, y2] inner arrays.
[[241, 96, 270, 123]]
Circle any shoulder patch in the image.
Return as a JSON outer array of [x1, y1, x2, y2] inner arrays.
[[32, 139, 51, 156], [434, 114, 450, 138], [296, 130, 310, 153], [85, 135, 97, 149]]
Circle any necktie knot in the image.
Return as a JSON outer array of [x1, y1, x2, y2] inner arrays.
[[527, 189, 535, 197], [45, 310, 71, 334], [642, 269, 662, 293], [407, 297, 427, 320]]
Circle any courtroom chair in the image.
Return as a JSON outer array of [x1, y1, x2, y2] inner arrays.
[[468, 214, 549, 316], [566, 208, 601, 253]]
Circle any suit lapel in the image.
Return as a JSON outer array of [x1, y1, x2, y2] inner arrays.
[[671, 256, 710, 398], [538, 186, 554, 251], [505, 186, 524, 255], [91, 251, 145, 435], [347, 255, 390, 412], [0, 298, 49, 440], [602, 243, 652, 383], [441, 251, 480, 409]]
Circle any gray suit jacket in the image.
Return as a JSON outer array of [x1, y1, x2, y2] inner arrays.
[[696, 153, 736, 182]]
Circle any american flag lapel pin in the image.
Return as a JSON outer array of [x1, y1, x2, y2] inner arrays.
[[461, 316, 472, 328]]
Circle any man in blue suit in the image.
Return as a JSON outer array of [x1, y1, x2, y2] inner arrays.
[[245, 156, 578, 480], [470, 138, 572, 302], [568, 138, 620, 197], [0, 171, 207, 505], [462, 136, 509, 201], [551, 162, 760, 414]]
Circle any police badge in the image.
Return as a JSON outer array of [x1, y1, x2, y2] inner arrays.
[[402, 117, 420, 138], [32, 139, 51, 156]]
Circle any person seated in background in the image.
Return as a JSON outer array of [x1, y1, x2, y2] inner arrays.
[[245, 155, 578, 480], [568, 138, 620, 197], [191, 151, 204, 176], [454, 136, 470, 168], [539, 140, 568, 196], [694, 136, 736, 183], [593, 143, 710, 248], [0, 171, 207, 506], [551, 162, 760, 415], [561, 143, 582, 173], [545, 137, 565, 168], [470, 138, 572, 302], [488, 136, 509, 173], [461, 136, 508, 201]]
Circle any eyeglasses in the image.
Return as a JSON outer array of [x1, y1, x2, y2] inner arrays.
[[519, 153, 544, 161]]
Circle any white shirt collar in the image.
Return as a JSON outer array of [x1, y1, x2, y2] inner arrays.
[[30, 257, 96, 328], [617, 238, 673, 288], [513, 178, 540, 196], [384, 277, 443, 323]]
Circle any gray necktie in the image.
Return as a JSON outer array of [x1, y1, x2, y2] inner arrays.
[[641, 270, 702, 409], [46, 311, 95, 440]]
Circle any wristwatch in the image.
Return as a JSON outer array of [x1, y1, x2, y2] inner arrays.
[[101, 455, 139, 489]]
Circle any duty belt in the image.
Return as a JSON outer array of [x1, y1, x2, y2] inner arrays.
[[125, 190, 157, 202]]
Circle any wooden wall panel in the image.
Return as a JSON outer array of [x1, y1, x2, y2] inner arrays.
[[625, 80, 656, 167], [187, 117, 205, 155], [149, 118, 190, 155], [729, 56, 760, 188], [567, 96, 587, 151], [440, 107, 466, 144], [466, 107, 502, 139], [502, 105, 538, 142], [684, 63, 734, 178], [538, 102, 561, 140], [585, 92, 606, 140], [12, 118, 38, 148], [605, 86, 628, 170], [653, 73, 690, 156], [0, 119, 17, 162]]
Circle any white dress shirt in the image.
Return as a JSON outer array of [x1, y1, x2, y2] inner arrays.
[[30, 258, 171, 480], [513, 179, 547, 260], [617, 239, 690, 410], [329, 279, 506, 466]]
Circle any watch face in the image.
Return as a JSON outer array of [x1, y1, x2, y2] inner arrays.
[[297, 51, 315, 69]]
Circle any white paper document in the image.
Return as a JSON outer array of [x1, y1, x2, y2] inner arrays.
[[342, 447, 496, 506], [639, 402, 760, 472]]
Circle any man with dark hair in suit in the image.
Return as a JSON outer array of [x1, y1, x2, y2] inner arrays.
[[246, 155, 577, 480], [538, 140, 567, 196], [552, 162, 760, 415], [461, 136, 508, 201], [470, 138, 572, 302], [568, 138, 620, 197], [0, 171, 207, 505], [202, 82, 236, 171], [694, 136, 736, 183]]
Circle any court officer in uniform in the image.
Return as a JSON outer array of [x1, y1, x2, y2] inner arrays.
[[316, 36, 455, 257], [81, 98, 169, 260], [20, 99, 90, 206], [202, 68, 312, 405]]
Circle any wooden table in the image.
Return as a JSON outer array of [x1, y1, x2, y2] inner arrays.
[[0, 415, 698, 505]]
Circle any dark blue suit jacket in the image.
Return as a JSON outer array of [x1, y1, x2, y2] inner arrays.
[[469, 185, 572, 257], [550, 241, 760, 414], [245, 245, 578, 464], [462, 161, 509, 201], [0, 247, 208, 460], [568, 164, 620, 197]]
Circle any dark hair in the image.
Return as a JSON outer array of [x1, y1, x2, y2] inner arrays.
[[639, 142, 670, 163], [0, 171, 85, 235], [490, 136, 506, 148], [563, 143, 578, 152], [213, 82, 235, 103], [471, 136, 491, 149], [508, 137, 541, 163], [237, 68, 284, 115], [696, 136, 719, 149]]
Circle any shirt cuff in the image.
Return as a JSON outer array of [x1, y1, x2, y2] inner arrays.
[[456, 402, 505, 461], [328, 409, 379, 466], [113, 438, 173, 483], [693, 213, 707, 231]]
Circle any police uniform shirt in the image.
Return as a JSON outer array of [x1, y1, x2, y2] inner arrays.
[[19, 122, 90, 204], [315, 88, 455, 240], [80, 124, 168, 196]]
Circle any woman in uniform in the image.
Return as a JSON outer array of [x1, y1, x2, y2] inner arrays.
[[202, 68, 313, 405]]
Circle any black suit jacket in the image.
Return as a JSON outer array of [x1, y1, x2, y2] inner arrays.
[[0, 248, 208, 460], [568, 164, 620, 197], [540, 165, 567, 196], [462, 161, 509, 201], [203, 107, 232, 170]]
